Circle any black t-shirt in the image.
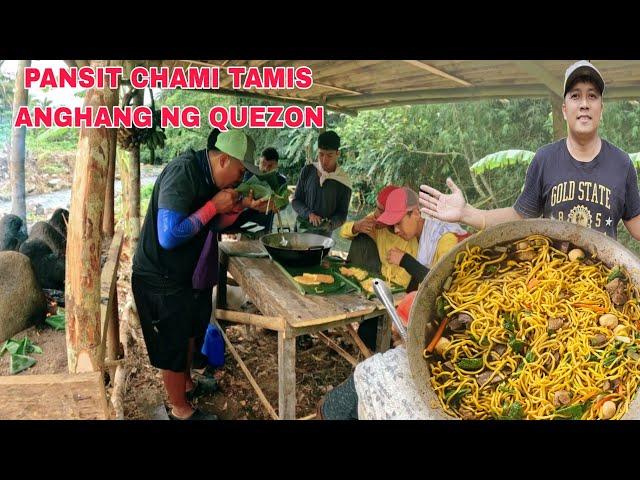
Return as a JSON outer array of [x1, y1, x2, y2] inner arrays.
[[132, 148, 218, 290], [513, 138, 640, 239]]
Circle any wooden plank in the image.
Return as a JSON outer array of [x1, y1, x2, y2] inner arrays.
[[327, 84, 553, 106], [99, 230, 124, 370], [0, 372, 110, 420], [212, 319, 278, 420], [214, 309, 285, 331], [278, 330, 296, 420], [222, 241, 407, 329], [313, 82, 362, 95], [316, 332, 358, 367], [404, 60, 472, 87], [227, 257, 379, 326], [515, 61, 564, 98]]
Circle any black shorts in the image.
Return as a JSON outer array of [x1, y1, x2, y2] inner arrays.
[[131, 274, 206, 372]]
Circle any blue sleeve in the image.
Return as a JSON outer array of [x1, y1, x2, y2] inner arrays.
[[157, 208, 205, 250]]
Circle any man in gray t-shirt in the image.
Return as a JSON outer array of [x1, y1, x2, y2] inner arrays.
[[417, 60, 640, 242], [512, 138, 640, 239]]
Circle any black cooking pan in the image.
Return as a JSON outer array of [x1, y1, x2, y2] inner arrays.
[[260, 232, 334, 267]]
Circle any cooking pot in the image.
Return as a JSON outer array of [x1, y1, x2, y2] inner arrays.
[[260, 232, 334, 267], [404, 219, 640, 419]]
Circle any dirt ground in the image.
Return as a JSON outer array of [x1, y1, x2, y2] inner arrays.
[[0, 227, 364, 420], [0, 151, 368, 419], [115, 244, 363, 420], [0, 325, 67, 376]]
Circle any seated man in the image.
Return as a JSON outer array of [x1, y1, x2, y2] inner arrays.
[[341, 185, 417, 287], [340, 185, 418, 350], [377, 187, 469, 292], [319, 189, 472, 420]]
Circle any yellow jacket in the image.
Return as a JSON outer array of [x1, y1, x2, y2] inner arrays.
[[340, 215, 418, 288], [340, 216, 460, 288], [432, 232, 459, 267]]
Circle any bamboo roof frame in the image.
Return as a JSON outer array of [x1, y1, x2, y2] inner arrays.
[[65, 60, 640, 116]]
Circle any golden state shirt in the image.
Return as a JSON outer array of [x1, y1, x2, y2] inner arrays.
[[513, 139, 640, 239]]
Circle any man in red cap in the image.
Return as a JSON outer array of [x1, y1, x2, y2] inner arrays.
[[340, 185, 419, 349], [376, 187, 469, 292], [340, 185, 417, 286]]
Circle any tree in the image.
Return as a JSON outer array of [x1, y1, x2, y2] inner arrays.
[[9, 60, 31, 227]]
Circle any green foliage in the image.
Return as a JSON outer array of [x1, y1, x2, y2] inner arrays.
[[26, 126, 79, 153], [2, 337, 42, 375], [235, 171, 290, 210], [45, 314, 65, 331], [10, 354, 36, 374], [470, 150, 535, 174], [336, 99, 553, 210]]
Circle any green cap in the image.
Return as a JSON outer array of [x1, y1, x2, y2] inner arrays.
[[214, 130, 260, 175]]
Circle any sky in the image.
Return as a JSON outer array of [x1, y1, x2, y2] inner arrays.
[[1, 60, 153, 106], [1, 60, 84, 107]]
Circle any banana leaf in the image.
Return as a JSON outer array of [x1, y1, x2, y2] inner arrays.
[[236, 176, 273, 199], [236, 175, 290, 210], [4, 337, 43, 356], [276, 262, 356, 295], [45, 314, 66, 331], [0, 339, 20, 356], [10, 354, 36, 374], [631, 152, 640, 168], [255, 170, 282, 191], [470, 150, 535, 174]]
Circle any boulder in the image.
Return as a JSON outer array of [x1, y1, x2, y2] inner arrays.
[[0, 251, 47, 342]]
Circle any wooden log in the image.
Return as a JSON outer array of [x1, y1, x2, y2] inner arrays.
[[65, 60, 111, 374], [214, 308, 284, 331], [212, 319, 278, 420], [278, 330, 296, 420], [111, 364, 127, 420], [101, 230, 124, 380], [551, 94, 566, 141]]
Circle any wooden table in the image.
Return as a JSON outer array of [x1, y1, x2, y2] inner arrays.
[[216, 240, 404, 420]]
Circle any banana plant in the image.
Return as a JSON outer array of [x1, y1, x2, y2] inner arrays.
[[470, 149, 535, 175]]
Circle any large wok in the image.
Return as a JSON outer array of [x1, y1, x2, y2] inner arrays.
[[405, 218, 640, 419], [260, 232, 334, 267]]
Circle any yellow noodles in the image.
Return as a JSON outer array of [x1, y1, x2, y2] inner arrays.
[[425, 235, 640, 420]]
